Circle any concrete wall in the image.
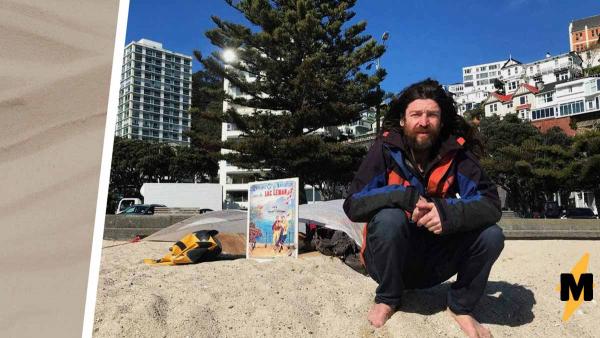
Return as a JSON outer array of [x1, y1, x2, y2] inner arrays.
[[103, 214, 600, 241], [103, 215, 191, 240], [499, 218, 600, 239]]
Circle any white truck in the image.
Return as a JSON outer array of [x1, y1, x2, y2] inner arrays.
[[116, 183, 223, 213]]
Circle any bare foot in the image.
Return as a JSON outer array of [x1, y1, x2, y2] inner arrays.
[[447, 309, 492, 338], [368, 303, 394, 328]]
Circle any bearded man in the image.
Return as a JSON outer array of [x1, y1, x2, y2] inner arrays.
[[343, 79, 504, 338]]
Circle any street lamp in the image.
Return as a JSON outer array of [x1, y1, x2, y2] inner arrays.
[[375, 32, 389, 136]]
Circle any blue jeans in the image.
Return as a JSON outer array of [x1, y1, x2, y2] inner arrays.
[[363, 208, 504, 314]]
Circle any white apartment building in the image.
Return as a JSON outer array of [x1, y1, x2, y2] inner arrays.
[[454, 60, 506, 114], [528, 77, 599, 122], [499, 53, 582, 94], [337, 107, 376, 137], [446, 83, 464, 97], [116, 39, 192, 145], [463, 60, 506, 92], [485, 77, 600, 122]]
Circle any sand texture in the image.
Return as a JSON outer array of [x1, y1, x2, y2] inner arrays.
[[0, 0, 118, 336], [94, 240, 599, 337]]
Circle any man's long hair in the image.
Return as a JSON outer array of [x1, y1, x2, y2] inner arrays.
[[382, 78, 484, 157]]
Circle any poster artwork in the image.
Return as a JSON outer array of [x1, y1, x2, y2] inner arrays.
[[247, 178, 299, 259]]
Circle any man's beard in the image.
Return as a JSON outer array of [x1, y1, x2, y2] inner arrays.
[[405, 131, 439, 151]]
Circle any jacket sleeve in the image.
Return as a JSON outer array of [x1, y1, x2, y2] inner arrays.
[[343, 138, 420, 223], [431, 151, 501, 235]]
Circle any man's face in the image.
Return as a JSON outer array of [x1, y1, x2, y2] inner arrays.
[[401, 99, 442, 151]]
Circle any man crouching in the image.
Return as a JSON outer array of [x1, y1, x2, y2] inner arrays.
[[343, 79, 504, 338]]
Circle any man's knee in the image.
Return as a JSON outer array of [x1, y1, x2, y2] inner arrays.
[[477, 225, 505, 259], [368, 208, 411, 241]]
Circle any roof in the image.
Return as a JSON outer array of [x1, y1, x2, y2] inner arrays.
[[571, 14, 600, 32], [501, 58, 522, 69], [490, 92, 513, 103], [521, 83, 540, 94]]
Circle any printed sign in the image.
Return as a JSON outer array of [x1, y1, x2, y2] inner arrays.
[[247, 178, 299, 259]]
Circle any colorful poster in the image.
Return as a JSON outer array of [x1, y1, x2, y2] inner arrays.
[[247, 178, 299, 259]]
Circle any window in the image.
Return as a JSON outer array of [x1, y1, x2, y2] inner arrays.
[[464, 69, 471, 74], [490, 103, 498, 113], [508, 81, 518, 91], [559, 100, 585, 116], [507, 102, 513, 108], [464, 82, 473, 87], [508, 68, 512, 76], [519, 96, 528, 105], [559, 72, 569, 81], [532, 107, 555, 120], [540, 92, 553, 103], [464, 75, 473, 81], [489, 65, 497, 70]]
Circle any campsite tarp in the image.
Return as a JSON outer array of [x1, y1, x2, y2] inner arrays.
[[298, 199, 363, 247], [144, 210, 248, 255], [144, 200, 364, 249]]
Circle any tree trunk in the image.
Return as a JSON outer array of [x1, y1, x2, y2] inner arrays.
[[298, 177, 307, 205], [593, 189, 600, 216]]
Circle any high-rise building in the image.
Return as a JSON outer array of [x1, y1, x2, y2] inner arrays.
[[569, 14, 600, 69], [116, 39, 192, 146], [462, 60, 506, 93], [453, 59, 506, 114]]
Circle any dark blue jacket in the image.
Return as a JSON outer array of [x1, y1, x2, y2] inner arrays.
[[343, 130, 501, 235]]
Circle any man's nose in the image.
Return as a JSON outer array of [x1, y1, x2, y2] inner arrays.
[[418, 115, 429, 127]]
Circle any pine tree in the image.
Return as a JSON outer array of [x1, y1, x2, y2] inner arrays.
[[185, 69, 224, 182], [198, 0, 385, 202]]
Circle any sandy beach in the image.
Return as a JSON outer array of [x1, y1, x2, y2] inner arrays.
[[93, 239, 599, 337]]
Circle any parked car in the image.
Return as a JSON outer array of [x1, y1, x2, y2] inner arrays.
[[120, 204, 166, 215], [560, 208, 598, 219], [543, 201, 561, 218]]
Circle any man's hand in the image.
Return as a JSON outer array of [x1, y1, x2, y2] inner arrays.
[[411, 196, 430, 223], [414, 199, 443, 235]]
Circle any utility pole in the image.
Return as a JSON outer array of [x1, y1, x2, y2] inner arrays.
[[375, 31, 389, 136]]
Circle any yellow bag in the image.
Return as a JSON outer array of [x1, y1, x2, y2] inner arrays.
[[144, 230, 222, 266]]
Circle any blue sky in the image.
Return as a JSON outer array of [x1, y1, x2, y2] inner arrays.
[[125, 0, 599, 94]]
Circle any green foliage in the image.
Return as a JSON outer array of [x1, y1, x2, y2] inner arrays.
[[586, 65, 600, 76], [199, 0, 382, 201], [493, 78, 505, 94], [479, 114, 577, 215], [464, 106, 484, 122], [187, 69, 225, 155], [571, 130, 600, 213]]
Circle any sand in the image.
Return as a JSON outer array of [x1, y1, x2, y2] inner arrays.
[[0, 0, 118, 336], [93, 240, 599, 337]]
